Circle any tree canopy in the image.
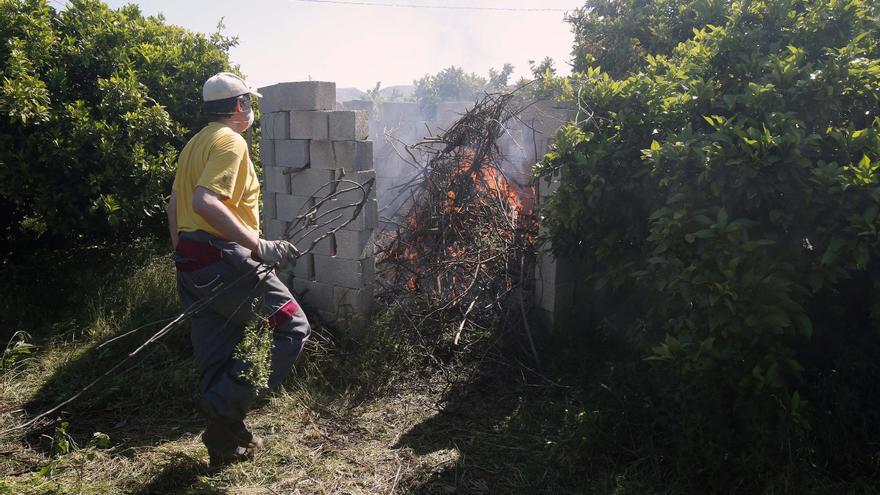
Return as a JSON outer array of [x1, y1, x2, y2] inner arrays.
[[414, 64, 515, 104], [539, 0, 880, 487], [0, 0, 236, 254]]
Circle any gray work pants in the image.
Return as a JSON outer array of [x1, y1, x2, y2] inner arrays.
[[175, 230, 311, 422]]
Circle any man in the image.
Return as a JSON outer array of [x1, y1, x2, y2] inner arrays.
[[166, 72, 311, 467]]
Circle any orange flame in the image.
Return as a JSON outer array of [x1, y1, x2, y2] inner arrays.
[[384, 147, 536, 293]]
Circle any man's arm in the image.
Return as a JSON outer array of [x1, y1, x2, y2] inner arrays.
[[167, 189, 178, 249], [192, 186, 259, 251]]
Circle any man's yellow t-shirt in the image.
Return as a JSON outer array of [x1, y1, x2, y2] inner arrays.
[[173, 122, 260, 238]]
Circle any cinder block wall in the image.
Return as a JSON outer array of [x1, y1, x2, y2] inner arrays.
[[264, 87, 575, 330], [259, 81, 377, 329]]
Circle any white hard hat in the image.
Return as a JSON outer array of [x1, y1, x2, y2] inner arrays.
[[202, 72, 262, 102]]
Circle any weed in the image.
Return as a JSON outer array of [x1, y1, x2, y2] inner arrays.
[[1, 331, 35, 371], [232, 301, 273, 392]]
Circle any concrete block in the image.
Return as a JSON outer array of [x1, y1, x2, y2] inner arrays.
[[328, 111, 368, 140], [289, 169, 335, 197], [333, 286, 373, 317], [259, 139, 275, 166], [436, 100, 473, 115], [335, 170, 376, 202], [258, 81, 336, 113], [436, 101, 474, 128], [317, 310, 337, 324], [292, 278, 335, 312], [337, 198, 378, 232], [535, 253, 576, 316], [334, 229, 374, 259], [379, 102, 420, 122], [313, 255, 374, 289], [276, 194, 312, 222], [411, 121, 431, 141], [262, 111, 289, 139], [275, 139, 310, 169], [538, 175, 561, 199], [388, 122, 421, 143], [333, 140, 373, 172], [311, 196, 377, 232], [291, 253, 314, 280], [291, 111, 329, 140], [264, 166, 290, 194], [311, 235, 336, 257], [294, 223, 335, 256], [310, 140, 374, 172], [344, 99, 373, 112], [309, 140, 335, 170], [262, 191, 277, 220], [263, 219, 285, 240], [368, 121, 384, 144]]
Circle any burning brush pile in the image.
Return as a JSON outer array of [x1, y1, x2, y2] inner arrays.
[[376, 92, 540, 360]]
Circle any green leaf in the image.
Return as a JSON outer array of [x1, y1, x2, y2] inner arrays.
[[821, 237, 845, 265], [766, 362, 781, 387], [764, 310, 791, 331], [716, 208, 728, 229], [864, 205, 879, 223], [90, 432, 111, 449], [794, 314, 813, 338], [648, 207, 672, 220], [39, 460, 57, 479]]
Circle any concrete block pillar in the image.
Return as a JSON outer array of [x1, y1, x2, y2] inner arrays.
[[534, 173, 575, 328], [259, 81, 376, 332]]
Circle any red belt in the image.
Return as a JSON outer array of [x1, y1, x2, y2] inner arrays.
[[175, 238, 222, 272]]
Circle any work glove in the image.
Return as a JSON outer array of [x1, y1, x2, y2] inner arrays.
[[254, 239, 300, 267]]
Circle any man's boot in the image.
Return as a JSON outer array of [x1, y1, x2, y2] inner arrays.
[[198, 397, 264, 467], [202, 420, 254, 468]]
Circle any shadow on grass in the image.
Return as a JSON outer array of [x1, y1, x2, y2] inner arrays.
[[394, 354, 596, 495], [4, 239, 207, 463], [19, 328, 205, 461], [132, 453, 226, 495]]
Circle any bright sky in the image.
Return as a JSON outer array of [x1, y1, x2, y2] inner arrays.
[[100, 0, 580, 91]]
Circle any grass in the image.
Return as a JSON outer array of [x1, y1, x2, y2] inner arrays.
[[0, 240, 601, 494], [2, 239, 876, 494]]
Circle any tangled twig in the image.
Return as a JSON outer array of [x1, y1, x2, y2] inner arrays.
[[375, 90, 540, 363]]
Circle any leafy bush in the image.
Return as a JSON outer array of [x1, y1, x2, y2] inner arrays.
[[0, 0, 236, 253], [567, 0, 732, 78], [538, 0, 880, 487]]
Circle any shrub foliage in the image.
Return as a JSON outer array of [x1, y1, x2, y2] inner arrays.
[[0, 0, 234, 252], [538, 0, 880, 486]]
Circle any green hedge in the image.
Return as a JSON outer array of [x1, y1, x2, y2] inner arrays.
[[0, 0, 235, 252], [539, 0, 880, 487]]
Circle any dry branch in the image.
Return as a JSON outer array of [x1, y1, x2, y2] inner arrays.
[[375, 90, 539, 362]]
